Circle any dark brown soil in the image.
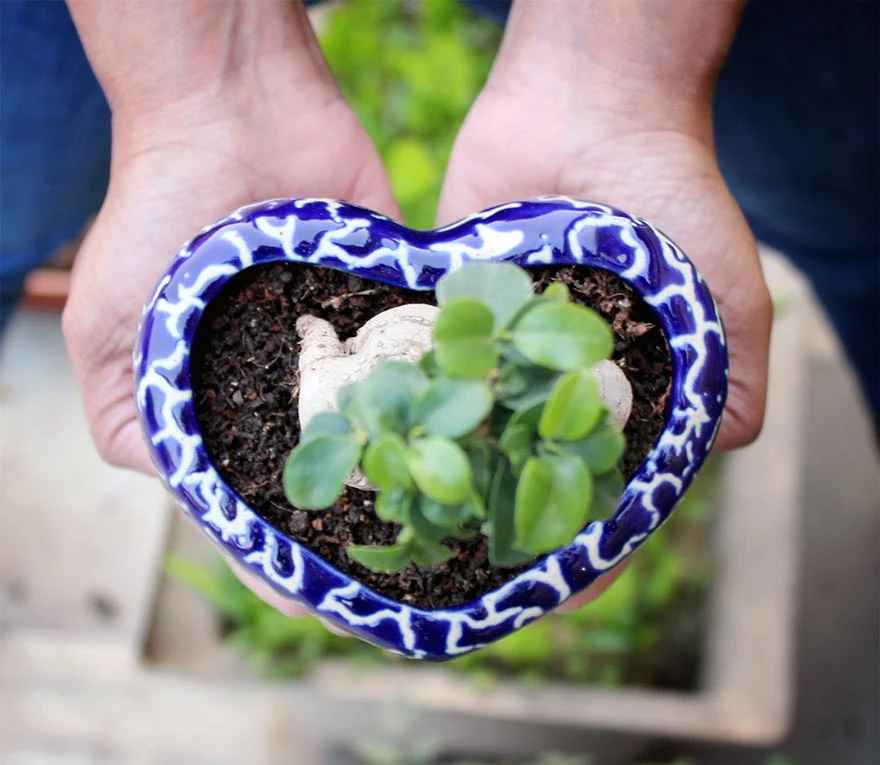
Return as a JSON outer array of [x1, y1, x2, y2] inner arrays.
[[191, 263, 671, 608]]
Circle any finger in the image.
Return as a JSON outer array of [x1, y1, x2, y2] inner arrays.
[[710, 265, 773, 452]]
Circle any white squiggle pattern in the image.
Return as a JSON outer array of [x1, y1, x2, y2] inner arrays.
[[576, 522, 648, 570], [154, 263, 238, 339], [430, 224, 525, 272], [434, 201, 523, 232], [643, 236, 724, 466], [244, 531, 305, 595], [526, 244, 555, 264], [441, 555, 570, 655], [318, 582, 423, 658], [135, 197, 727, 660]]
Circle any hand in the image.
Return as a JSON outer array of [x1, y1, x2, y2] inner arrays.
[[439, 5, 769, 454], [438, 0, 770, 608], [64, 5, 398, 475], [63, 2, 398, 618]]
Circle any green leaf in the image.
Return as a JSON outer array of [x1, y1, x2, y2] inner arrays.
[[538, 370, 603, 441], [413, 377, 493, 437], [362, 433, 412, 490], [499, 422, 533, 474], [374, 487, 412, 524], [506, 402, 544, 430], [592, 469, 625, 518], [283, 435, 361, 510], [466, 440, 495, 499], [348, 543, 413, 573], [543, 282, 570, 302], [511, 302, 614, 371], [433, 298, 498, 378], [418, 349, 440, 376], [409, 537, 454, 568], [515, 455, 593, 554], [344, 360, 427, 436], [560, 420, 626, 474], [408, 497, 453, 543], [300, 411, 352, 443], [436, 261, 534, 331], [406, 437, 473, 505], [387, 138, 439, 207], [419, 495, 479, 531], [487, 459, 533, 567], [496, 361, 559, 410]]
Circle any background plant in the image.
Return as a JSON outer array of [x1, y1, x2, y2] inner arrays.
[[319, 0, 501, 228], [283, 262, 626, 572]]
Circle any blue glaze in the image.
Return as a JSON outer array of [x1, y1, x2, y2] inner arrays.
[[135, 196, 727, 660]]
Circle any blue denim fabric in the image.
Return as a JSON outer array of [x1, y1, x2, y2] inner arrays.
[[1, 0, 876, 419], [714, 0, 879, 421], [0, 1, 110, 332]]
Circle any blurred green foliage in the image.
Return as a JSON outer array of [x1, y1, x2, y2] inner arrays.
[[319, 0, 501, 228]]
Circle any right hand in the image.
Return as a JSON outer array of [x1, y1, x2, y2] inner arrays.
[[63, 1, 399, 618]]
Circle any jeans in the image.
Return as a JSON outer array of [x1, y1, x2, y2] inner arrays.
[[1, 0, 877, 420]]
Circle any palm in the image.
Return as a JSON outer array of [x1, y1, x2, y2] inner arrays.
[[438, 89, 770, 452], [64, 96, 398, 473]]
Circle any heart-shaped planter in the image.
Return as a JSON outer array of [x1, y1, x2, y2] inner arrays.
[[136, 196, 726, 660]]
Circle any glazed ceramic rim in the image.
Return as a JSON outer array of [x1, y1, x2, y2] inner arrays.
[[135, 196, 727, 660]]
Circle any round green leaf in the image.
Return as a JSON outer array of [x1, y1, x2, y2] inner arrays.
[[466, 440, 495, 499], [538, 370, 603, 441], [560, 421, 626, 474], [300, 411, 352, 443], [419, 495, 478, 530], [436, 261, 535, 331], [374, 487, 412, 523], [542, 282, 570, 303], [362, 433, 412, 491], [433, 298, 498, 379], [496, 362, 559, 410], [487, 459, 533, 568], [346, 360, 427, 436], [408, 498, 454, 543], [499, 422, 534, 474], [348, 542, 413, 573], [408, 537, 454, 568], [283, 435, 361, 510], [413, 377, 493, 437], [511, 302, 613, 371], [406, 437, 473, 505], [514, 454, 593, 554]]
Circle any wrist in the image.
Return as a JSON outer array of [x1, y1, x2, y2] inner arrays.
[[489, 0, 743, 138], [70, 0, 332, 129]]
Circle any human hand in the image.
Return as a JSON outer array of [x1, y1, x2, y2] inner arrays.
[[439, 0, 769, 454], [64, 1, 398, 475], [63, 1, 398, 617], [438, 0, 770, 608]]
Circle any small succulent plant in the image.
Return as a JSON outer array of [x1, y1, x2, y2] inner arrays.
[[283, 262, 628, 573]]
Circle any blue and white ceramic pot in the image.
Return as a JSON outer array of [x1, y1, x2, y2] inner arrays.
[[135, 197, 727, 660]]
